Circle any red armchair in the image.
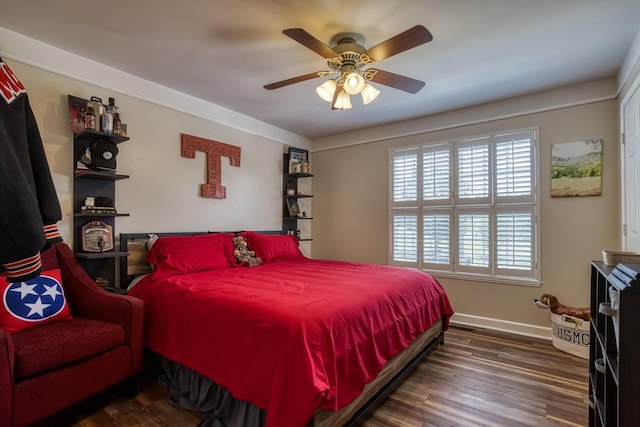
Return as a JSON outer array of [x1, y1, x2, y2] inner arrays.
[[0, 243, 144, 427]]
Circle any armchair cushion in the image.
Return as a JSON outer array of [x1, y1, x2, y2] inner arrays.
[[11, 318, 125, 380], [0, 269, 73, 333]]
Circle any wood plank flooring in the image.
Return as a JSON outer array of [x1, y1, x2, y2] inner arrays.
[[35, 326, 589, 427], [362, 326, 589, 427]]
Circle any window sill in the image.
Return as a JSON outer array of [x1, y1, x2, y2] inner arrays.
[[426, 270, 542, 287]]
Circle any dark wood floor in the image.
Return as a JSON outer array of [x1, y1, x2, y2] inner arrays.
[[362, 327, 589, 427], [37, 326, 589, 427]]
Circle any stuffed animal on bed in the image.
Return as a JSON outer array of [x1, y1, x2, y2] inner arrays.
[[534, 293, 590, 321], [232, 235, 262, 267]]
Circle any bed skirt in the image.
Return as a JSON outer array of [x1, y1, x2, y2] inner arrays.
[[144, 318, 444, 427], [145, 350, 265, 427]]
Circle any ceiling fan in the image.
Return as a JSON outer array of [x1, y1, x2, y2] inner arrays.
[[264, 25, 433, 110]]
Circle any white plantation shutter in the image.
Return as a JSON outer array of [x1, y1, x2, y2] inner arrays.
[[392, 213, 418, 263], [423, 148, 450, 202], [495, 133, 533, 201], [495, 208, 534, 277], [390, 128, 538, 284], [457, 141, 489, 200], [423, 212, 451, 265], [458, 212, 490, 270], [392, 151, 418, 203]]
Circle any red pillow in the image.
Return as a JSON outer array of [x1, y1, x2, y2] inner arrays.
[[241, 232, 304, 263], [147, 233, 235, 278], [0, 269, 73, 334]]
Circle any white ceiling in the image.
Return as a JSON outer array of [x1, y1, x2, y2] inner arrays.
[[1, 0, 639, 140]]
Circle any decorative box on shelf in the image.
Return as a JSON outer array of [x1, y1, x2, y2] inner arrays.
[[602, 250, 640, 265]]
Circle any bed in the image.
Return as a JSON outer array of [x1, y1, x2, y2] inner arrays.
[[119, 231, 453, 427]]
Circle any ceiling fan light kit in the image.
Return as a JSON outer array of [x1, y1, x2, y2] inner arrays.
[[264, 25, 433, 110], [318, 76, 379, 109], [361, 83, 380, 105], [316, 79, 337, 102], [334, 90, 353, 110], [343, 71, 366, 95]]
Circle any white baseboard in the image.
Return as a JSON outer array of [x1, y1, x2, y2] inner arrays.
[[449, 312, 552, 342]]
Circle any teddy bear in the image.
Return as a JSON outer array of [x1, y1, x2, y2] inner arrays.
[[232, 235, 262, 267], [534, 293, 590, 321]]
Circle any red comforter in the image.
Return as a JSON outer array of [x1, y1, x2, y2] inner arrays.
[[129, 258, 453, 427]]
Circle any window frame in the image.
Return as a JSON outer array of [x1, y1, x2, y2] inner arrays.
[[389, 128, 541, 286]]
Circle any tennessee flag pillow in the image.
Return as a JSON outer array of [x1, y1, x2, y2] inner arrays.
[[0, 269, 73, 333]]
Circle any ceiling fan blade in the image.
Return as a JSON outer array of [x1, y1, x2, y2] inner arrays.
[[283, 28, 338, 58], [363, 25, 433, 62], [263, 71, 326, 90], [368, 69, 425, 94]]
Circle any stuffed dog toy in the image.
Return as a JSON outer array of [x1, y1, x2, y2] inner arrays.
[[534, 293, 590, 321]]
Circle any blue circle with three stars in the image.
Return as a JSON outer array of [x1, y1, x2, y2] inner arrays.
[[2, 274, 67, 322]]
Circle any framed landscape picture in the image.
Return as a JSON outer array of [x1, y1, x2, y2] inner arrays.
[[551, 139, 602, 197]]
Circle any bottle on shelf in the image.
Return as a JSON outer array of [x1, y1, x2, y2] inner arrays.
[[90, 96, 104, 131], [84, 102, 96, 131], [102, 97, 114, 134], [113, 106, 121, 136]]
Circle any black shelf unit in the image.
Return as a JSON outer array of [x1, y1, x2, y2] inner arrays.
[[74, 212, 130, 218], [589, 261, 640, 426], [72, 128, 130, 289], [75, 251, 129, 260], [282, 153, 312, 240], [74, 170, 129, 180]]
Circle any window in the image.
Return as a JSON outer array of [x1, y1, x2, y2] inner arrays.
[[390, 129, 539, 284]]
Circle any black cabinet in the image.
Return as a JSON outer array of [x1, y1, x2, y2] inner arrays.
[[283, 153, 312, 241], [73, 130, 129, 288], [589, 261, 640, 426]]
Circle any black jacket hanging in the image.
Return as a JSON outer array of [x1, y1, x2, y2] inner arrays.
[[0, 57, 63, 282]]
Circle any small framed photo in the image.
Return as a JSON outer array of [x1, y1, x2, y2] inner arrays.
[[286, 198, 301, 217], [288, 147, 308, 173]]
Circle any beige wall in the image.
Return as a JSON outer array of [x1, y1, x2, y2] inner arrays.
[[311, 98, 620, 329], [7, 60, 293, 250]]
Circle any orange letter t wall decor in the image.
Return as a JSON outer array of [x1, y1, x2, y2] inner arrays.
[[181, 133, 241, 199]]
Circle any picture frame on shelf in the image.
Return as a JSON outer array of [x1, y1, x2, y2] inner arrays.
[[288, 147, 308, 173], [68, 94, 89, 135], [287, 198, 301, 217], [81, 220, 114, 253]]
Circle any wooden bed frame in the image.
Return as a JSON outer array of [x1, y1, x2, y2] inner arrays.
[[118, 232, 446, 427]]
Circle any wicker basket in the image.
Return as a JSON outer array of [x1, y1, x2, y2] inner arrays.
[[602, 250, 640, 265], [551, 312, 589, 359]]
